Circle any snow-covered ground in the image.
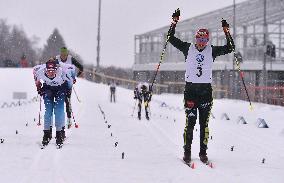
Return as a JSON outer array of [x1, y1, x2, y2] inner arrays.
[[0, 68, 284, 183]]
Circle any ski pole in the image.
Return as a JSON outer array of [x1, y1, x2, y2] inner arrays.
[[73, 86, 81, 103], [72, 111, 79, 128], [222, 19, 253, 110], [37, 96, 42, 126], [67, 97, 78, 128], [131, 99, 137, 117], [150, 8, 180, 92]]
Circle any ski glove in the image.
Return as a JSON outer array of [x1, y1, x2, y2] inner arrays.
[[221, 19, 230, 34], [66, 89, 72, 96], [172, 8, 180, 23], [36, 82, 44, 96], [37, 88, 44, 96], [147, 93, 152, 102]]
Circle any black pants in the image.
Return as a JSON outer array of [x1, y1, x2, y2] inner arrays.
[[183, 82, 213, 155], [65, 90, 72, 119], [137, 93, 150, 117], [110, 91, 116, 103]]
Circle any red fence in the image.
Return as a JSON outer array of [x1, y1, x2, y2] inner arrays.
[[238, 86, 284, 106]]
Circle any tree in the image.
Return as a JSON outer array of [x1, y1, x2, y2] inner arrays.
[[0, 20, 38, 67], [40, 28, 66, 63], [8, 26, 38, 66], [0, 20, 11, 66]]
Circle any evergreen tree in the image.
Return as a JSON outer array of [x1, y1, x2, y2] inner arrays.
[[8, 26, 37, 66], [0, 20, 38, 67], [41, 28, 66, 63], [0, 20, 11, 66]]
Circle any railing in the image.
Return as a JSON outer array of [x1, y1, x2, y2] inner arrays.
[[0, 96, 38, 109]]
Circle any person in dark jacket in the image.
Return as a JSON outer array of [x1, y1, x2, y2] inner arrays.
[[134, 82, 152, 120], [110, 82, 116, 103]]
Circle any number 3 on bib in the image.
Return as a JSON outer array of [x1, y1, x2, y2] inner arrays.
[[196, 66, 203, 77]]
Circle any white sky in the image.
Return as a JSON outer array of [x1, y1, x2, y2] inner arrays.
[[0, 0, 247, 68]]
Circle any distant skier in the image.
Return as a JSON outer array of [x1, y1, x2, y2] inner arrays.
[[55, 47, 83, 133], [134, 82, 152, 120], [170, 12, 234, 164], [109, 82, 116, 103], [33, 58, 75, 147]]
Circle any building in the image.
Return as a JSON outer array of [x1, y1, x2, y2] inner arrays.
[[133, 0, 284, 105]]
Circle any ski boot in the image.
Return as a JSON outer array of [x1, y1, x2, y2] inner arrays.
[[67, 118, 72, 129], [42, 130, 51, 146], [199, 153, 208, 164], [146, 112, 150, 120], [183, 150, 191, 164], [61, 126, 66, 141], [56, 130, 63, 148], [138, 112, 141, 120]]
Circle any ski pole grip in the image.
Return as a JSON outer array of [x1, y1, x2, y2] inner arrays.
[[221, 19, 229, 28], [172, 8, 180, 21]]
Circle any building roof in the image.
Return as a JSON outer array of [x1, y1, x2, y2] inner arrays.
[[138, 0, 284, 36]]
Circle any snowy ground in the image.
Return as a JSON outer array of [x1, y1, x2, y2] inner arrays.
[[0, 68, 284, 183]]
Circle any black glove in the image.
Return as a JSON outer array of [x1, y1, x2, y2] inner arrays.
[[148, 93, 152, 102], [37, 88, 44, 96], [172, 8, 180, 22], [134, 95, 137, 100], [221, 19, 230, 35], [221, 19, 229, 28], [36, 82, 44, 96], [66, 89, 72, 96]]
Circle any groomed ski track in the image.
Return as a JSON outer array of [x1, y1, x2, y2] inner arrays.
[[0, 68, 284, 183]]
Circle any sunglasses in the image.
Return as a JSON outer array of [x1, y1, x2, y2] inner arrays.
[[196, 37, 209, 43], [46, 68, 57, 72]]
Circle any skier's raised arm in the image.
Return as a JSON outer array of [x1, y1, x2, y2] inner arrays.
[[212, 19, 235, 59], [169, 13, 191, 57]]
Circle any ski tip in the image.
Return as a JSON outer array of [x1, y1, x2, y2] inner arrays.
[[206, 161, 214, 168], [191, 162, 195, 169]]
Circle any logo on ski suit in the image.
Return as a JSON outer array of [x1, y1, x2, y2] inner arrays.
[[186, 100, 195, 109], [196, 54, 205, 63]]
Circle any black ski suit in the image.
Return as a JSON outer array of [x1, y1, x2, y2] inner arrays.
[[169, 25, 234, 155], [134, 87, 151, 120], [110, 84, 116, 103]]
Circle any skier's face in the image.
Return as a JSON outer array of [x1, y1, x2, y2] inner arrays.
[[196, 37, 209, 50], [60, 54, 67, 61], [195, 29, 209, 50], [60, 51, 68, 61], [46, 69, 57, 78]]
